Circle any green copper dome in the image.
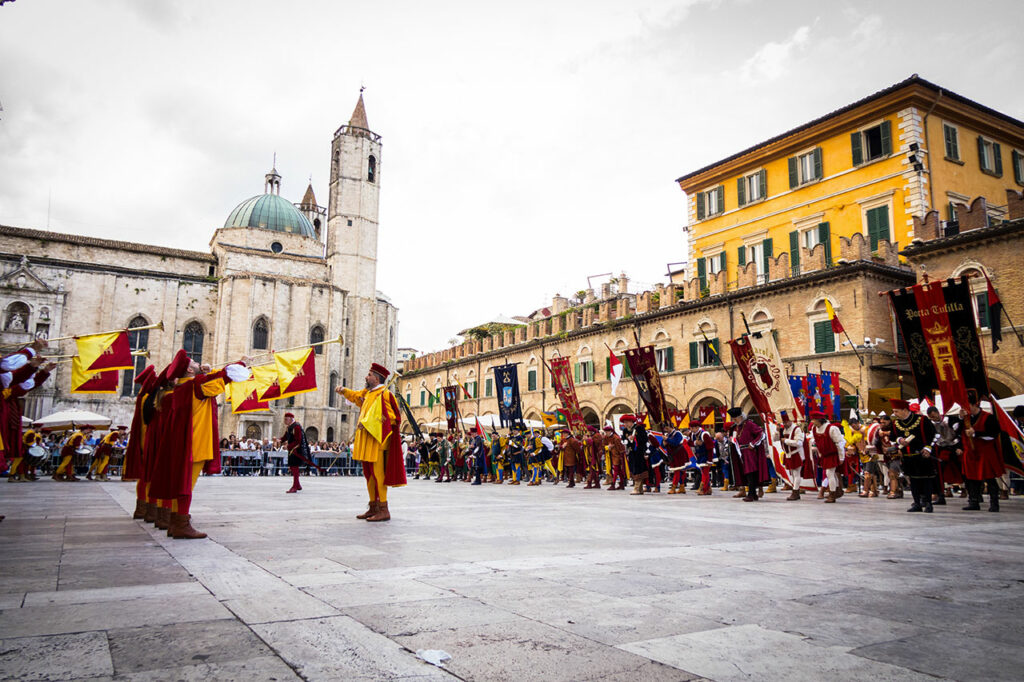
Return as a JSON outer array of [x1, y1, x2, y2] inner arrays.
[[224, 193, 316, 238]]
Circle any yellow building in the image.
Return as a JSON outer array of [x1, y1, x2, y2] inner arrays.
[[676, 75, 1024, 289]]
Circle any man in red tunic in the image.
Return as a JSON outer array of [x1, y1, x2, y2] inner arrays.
[[809, 410, 847, 503], [731, 407, 769, 502], [780, 412, 813, 500], [959, 391, 1005, 512], [280, 412, 306, 494]]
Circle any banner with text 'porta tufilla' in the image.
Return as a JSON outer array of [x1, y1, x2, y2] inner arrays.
[[548, 356, 586, 435], [624, 345, 668, 427], [443, 385, 460, 432], [492, 363, 524, 429], [887, 276, 989, 408]]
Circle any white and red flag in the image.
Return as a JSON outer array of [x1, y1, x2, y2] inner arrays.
[[608, 348, 623, 396]]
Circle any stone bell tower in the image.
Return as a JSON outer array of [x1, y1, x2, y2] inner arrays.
[[326, 91, 383, 390]]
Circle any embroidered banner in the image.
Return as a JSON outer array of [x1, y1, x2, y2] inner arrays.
[[624, 345, 669, 427]]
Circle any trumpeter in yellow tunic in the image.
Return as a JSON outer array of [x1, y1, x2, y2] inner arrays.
[[342, 384, 398, 502]]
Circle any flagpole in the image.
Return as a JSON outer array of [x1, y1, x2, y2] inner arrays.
[[216, 335, 344, 368], [15, 321, 165, 348]]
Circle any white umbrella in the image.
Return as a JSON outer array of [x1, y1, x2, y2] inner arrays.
[[33, 409, 112, 432], [21, 416, 32, 427]]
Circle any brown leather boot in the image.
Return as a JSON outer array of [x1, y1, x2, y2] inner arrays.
[[786, 489, 800, 501], [817, 487, 826, 499], [155, 507, 171, 530], [367, 501, 390, 522], [824, 491, 838, 503], [169, 513, 207, 539], [356, 501, 378, 520], [143, 502, 158, 524], [132, 499, 147, 519]]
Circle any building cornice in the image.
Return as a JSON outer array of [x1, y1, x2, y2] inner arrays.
[[901, 218, 1024, 258], [675, 76, 1024, 191], [0, 224, 215, 262], [0, 253, 217, 286], [401, 260, 915, 379]]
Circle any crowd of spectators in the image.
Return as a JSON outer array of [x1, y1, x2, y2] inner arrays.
[[218, 435, 358, 476]]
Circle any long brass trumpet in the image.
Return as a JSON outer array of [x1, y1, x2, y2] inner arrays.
[[48, 350, 150, 365], [0, 321, 165, 353], [214, 334, 344, 369]]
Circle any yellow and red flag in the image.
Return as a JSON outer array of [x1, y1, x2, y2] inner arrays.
[[71, 357, 118, 393], [274, 348, 317, 399], [700, 410, 715, 427], [228, 378, 270, 414], [252, 364, 282, 401], [76, 331, 133, 373], [824, 299, 844, 334]]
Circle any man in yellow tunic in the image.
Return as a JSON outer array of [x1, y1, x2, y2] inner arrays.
[[338, 362, 405, 522]]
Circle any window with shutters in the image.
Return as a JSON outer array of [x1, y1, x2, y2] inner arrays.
[[865, 206, 891, 251], [485, 377, 493, 397], [813, 320, 836, 354], [851, 120, 892, 166], [789, 147, 823, 187], [527, 369, 537, 392], [576, 361, 594, 384], [655, 347, 675, 373], [419, 389, 426, 406], [977, 136, 1002, 176], [942, 123, 960, 162], [696, 185, 725, 219], [737, 170, 766, 207], [1012, 149, 1024, 185], [707, 253, 724, 275]]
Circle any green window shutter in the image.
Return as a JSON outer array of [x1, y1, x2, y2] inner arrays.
[[716, 185, 725, 213], [689, 341, 698, 369], [574, 362, 580, 383], [876, 208, 890, 246], [1014, 150, 1024, 185], [711, 338, 721, 365], [814, 320, 836, 353], [588, 361, 594, 381], [867, 207, 889, 250], [993, 143, 1003, 176], [737, 176, 746, 207], [420, 390, 425, 406], [528, 370, 537, 391], [812, 147, 823, 180], [623, 360, 631, 378], [851, 131, 863, 166], [758, 169, 767, 198], [880, 120, 892, 156], [944, 124, 958, 159], [697, 257, 707, 290], [737, 246, 746, 267], [788, 156, 798, 188], [978, 135, 987, 171], [605, 357, 610, 379], [975, 292, 990, 328], [666, 346, 674, 372], [762, 238, 773, 274], [818, 222, 832, 266], [719, 252, 727, 275], [789, 230, 800, 276], [696, 192, 705, 220]]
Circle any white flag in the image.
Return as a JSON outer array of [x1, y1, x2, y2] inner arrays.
[[609, 349, 623, 396]]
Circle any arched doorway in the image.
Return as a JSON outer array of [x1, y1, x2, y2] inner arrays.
[[326, 426, 335, 443], [305, 426, 319, 443], [580, 407, 600, 430]]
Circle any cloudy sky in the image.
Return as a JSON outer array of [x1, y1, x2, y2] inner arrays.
[[1, 0, 1021, 353]]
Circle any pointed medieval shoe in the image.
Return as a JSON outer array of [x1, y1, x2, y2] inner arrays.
[[169, 513, 207, 539], [367, 501, 390, 522], [357, 501, 379, 519]]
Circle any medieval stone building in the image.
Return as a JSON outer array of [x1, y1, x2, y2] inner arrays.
[[0, 94, 397, 443]]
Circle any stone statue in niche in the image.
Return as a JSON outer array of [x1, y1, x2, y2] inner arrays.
[[7, 312, 25, 331]]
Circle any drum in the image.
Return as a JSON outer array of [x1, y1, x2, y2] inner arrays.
[[74, 446, 93, 468], [27, 444, 48, 466]]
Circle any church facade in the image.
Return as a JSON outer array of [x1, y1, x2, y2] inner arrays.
[[0, 95, 397, 444]]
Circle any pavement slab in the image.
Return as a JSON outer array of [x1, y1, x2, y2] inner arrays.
[[1, 475, 1022, 680]]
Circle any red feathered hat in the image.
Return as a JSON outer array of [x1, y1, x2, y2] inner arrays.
[[370, 362, 390, 380], [133, 364, 155, 385], [166, 349, 191, 382], [619, 414, 636, 423]]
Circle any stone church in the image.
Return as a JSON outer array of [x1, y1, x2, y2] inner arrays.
[[0, 94, 398, 444]]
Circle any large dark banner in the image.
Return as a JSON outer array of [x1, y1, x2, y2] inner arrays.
[[888, 276, 989, 406], [492, 363, 524, 429], [624, 345, 668, 427], [443, 385, 460, 432]]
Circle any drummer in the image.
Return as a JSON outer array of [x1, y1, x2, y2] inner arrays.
[[53, 425, 94, 482], [88, 427, 125, 482]]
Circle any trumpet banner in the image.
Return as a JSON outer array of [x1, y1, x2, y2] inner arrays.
[[76, 331, 133, 373], [228, 379, 270, 414], [71, 357, 118, 393], [274, 348, 317, 399]]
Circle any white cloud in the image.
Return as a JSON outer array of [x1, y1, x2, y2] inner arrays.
[[738, 24, 812, 83]]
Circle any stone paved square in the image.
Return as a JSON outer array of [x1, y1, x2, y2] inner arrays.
[[2, 476, 1022, 681]]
